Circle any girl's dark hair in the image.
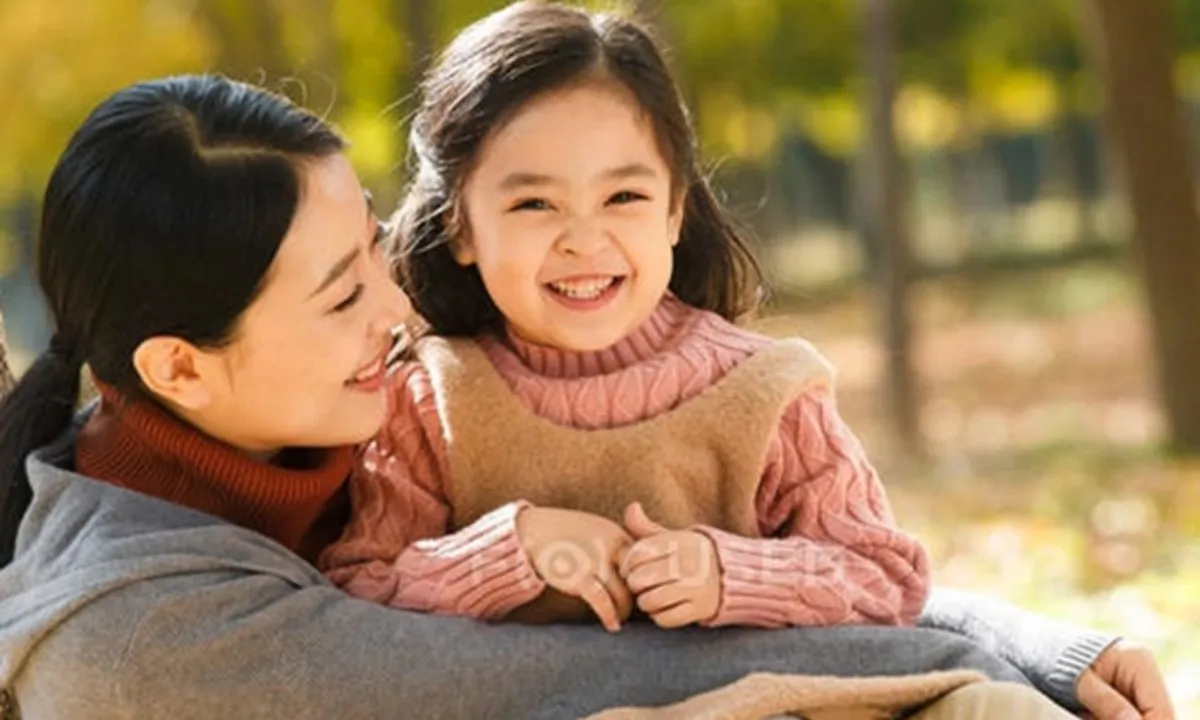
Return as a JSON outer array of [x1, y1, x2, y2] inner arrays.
[[0, 74, 344, 566], [395, 0, 762, 336]]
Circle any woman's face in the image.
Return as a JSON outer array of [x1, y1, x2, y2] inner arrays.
[[169, 154, 411, 453]]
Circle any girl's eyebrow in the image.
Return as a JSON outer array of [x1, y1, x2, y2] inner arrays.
[[600, 162, 658, 181], [498, 171, 558, 191], [497, 163, 659, 192]]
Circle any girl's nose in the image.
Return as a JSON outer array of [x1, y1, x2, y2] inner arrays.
[[555, 216, 608, 257]]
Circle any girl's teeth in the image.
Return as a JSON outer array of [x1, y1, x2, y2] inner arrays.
[[549, 278, 615, 299]]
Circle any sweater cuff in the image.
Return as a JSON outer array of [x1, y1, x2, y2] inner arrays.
[[411, 501, 545, 620], [1046, 631, 1122, 710], [694, 526, 792, 628]]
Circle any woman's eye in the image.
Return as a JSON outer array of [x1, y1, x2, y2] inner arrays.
[[332, 284, 364, 313], [608, 190, 649, 205], [510, 198, 552, 212], [370, 223, 390, 261]]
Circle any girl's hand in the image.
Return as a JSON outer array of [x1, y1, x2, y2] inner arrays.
[[619, 502, 721, 628], [515, 507, 633, 632]]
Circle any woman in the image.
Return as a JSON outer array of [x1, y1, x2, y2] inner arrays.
[[0, 74, 1172, 720]]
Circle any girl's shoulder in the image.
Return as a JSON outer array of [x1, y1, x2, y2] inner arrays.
[[387, 357, 434, 402], [374, 357, 444, 453]]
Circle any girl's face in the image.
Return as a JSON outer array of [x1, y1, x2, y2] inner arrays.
[[152, 154, 412, 454], [456, 79, 683, 352]]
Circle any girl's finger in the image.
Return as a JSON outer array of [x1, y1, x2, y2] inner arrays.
[[619, 538, 669, 577], [623, 555, 675, 594], [636, 581, 690, 615], [577, 574, 623, 633], [650, 601, 700, 629]]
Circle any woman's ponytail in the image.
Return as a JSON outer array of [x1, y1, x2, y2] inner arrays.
[[0, 338, 83, 566]]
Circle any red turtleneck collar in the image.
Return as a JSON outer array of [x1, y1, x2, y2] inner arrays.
[[76, 383, 355, 562]]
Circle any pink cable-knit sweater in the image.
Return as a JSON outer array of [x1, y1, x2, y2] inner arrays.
[[321, 296, 930, 627]]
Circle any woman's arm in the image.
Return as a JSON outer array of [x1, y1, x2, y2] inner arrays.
[[21, 568, 1035, 720], [919, 587, 1119, 712]]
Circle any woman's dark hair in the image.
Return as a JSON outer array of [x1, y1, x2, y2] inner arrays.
[[395, 0, 762, 337], [0, 74, 344, 565]]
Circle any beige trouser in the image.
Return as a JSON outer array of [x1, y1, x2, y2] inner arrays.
[[760, 681, 1075, 720], [910, 682, 1076, 719]]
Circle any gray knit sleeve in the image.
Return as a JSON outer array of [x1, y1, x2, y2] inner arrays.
[[919, 587, 1118, 710], [23, 571, 1037, 719]]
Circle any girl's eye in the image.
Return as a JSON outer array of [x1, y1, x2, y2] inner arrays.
[[510, 198, 552, 212], [608, 190, 649, 205], [332, 284, 364, 313]]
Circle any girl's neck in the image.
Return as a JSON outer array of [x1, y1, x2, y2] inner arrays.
[[502, 294, 698, 378]]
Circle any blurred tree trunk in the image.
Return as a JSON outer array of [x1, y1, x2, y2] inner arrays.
[[631, 0, 660, 24], [861, 0, 922, 458], [629, 1, 698, 137], [403, 0, 434, 85], [1086, 0, 1200, 453], [198, 0, 290, 83], [394, 0, 434, 184], [1054, 111, 1101, 245], [304, 0, 342, 112], [0, 309, 14, 399], [1048, 63, 1102, 246]]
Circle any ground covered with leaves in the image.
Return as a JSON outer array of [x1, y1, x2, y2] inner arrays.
[[756, 261, 1199, 713]]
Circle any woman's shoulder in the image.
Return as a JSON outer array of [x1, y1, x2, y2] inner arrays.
[[17, 447, 324, 577], [0, 444, 333, 717]]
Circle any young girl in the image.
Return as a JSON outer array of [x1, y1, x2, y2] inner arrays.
[[320, 0, 930, 634]]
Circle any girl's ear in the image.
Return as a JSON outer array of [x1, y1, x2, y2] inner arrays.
[[450, 233, 477, 266], [446, 202, 477, 265], [668, 189, 686, 247]]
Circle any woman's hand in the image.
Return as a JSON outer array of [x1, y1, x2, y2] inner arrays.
[[1078, 640, 1175, 720]]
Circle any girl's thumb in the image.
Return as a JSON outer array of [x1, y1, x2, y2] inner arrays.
[[624, 502, 667, 539]]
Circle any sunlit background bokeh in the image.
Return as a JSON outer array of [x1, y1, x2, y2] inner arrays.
[[1, 0, 1198, 710]]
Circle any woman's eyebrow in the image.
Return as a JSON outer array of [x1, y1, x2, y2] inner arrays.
[[308, 248, 361, 299]]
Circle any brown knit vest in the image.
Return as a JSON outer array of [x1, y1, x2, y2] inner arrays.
[[416, 336, 834, 624]]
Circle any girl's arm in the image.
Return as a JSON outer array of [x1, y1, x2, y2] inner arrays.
[[695, 388, 930, 628], [319, 363, 544, 619]]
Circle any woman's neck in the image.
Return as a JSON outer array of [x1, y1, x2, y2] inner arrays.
[[76, 383, 355, 560]]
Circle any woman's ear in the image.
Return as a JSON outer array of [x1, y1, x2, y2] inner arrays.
[[131, 336, 213, 410]]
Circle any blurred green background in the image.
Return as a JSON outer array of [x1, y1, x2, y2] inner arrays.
[[1, 0, 1198, 710]]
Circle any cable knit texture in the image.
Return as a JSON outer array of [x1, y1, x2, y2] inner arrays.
[[76, 382, 354, 563], [321, 295, 930, 627]]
